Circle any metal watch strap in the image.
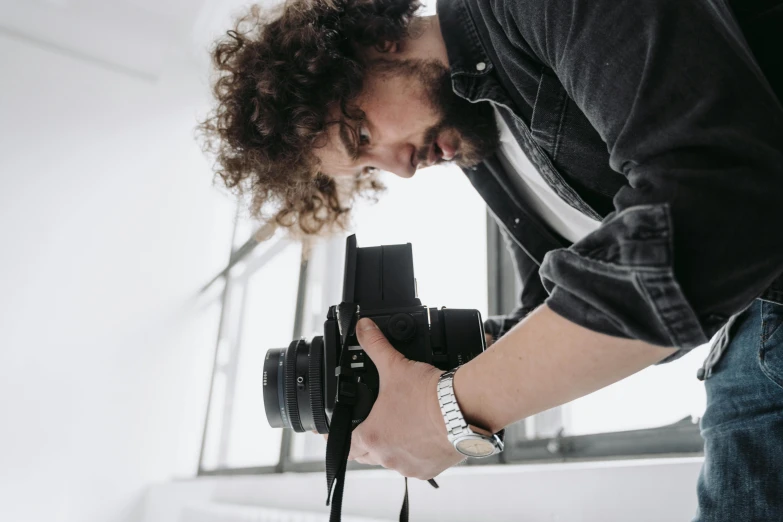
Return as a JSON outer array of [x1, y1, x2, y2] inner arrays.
[[437, 369, 470, 441]]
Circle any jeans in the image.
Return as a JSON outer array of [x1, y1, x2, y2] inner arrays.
[[694, 299, 783, 521]]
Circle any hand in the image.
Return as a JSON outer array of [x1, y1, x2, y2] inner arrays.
[[485, 333, 495, 347], [339, 318, 466, 480]]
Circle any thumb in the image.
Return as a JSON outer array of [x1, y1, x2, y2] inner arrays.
[[356, 318, 405, 373]]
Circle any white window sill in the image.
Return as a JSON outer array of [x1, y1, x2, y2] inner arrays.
[[143, 457, 703, 522]]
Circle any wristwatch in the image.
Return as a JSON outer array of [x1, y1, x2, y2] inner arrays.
[[437, 368, 504, 458]]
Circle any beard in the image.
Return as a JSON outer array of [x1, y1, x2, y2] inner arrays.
[[367, 58, 500, 168]]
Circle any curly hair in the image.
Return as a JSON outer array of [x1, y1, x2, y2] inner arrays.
[[198, 0, 423, 236]]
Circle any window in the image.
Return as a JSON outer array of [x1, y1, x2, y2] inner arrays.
[[198, 165, 705, 476], [199, 164, 491, 473], [199, 225, 303, 472], [486, 224, 705, 462]]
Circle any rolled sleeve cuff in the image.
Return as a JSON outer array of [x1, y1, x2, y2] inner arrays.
[[484, 307, 538, 342], [539, 204, 708, 353]]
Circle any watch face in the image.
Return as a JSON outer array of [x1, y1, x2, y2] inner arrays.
[[455, 436, 496, 457]]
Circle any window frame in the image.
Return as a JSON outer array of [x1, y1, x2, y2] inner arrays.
[[196, 214, 704, 478]]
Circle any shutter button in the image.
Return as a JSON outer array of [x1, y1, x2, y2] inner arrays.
[[476, 62, 486, 71]]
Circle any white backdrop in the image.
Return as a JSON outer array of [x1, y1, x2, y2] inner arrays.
[[0, 32, 235, 522]]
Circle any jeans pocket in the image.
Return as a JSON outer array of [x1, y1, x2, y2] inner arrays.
[[759, 300, 783, 389]]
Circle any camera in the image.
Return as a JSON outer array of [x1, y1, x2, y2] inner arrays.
[[262, 234, 487, 434]]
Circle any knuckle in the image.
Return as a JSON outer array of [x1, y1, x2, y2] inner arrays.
[[360, 429, 381, 448], [400, 467, 422, 479], [363, 329, 389, 348], [361, 455, 379, 466], [379, 455, 398, 470], [415, 471, 434, 481]]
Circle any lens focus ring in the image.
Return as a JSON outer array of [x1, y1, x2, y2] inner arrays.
[[308, 337, 328, 434], [285, 340, 304, 432]]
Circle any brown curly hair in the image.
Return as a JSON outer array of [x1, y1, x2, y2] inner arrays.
[[198, 0, 423, 235]]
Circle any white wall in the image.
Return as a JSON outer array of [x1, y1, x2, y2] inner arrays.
[[0, 32, 235, 522]]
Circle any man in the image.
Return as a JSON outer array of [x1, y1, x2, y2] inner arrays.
[[199, 0, 783, 519]]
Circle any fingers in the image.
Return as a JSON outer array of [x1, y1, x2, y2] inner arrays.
[[356, 318, 405, 374], [348, 450, 368, 462], [321, 432, 377, 465], [485, 332, 494, 347], [354, 454, 379, 466], [350, 450, 382, 466]]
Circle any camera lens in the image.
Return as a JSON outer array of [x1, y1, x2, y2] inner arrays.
[[263, 347, 287, 429], [263, 337, 329, 433]]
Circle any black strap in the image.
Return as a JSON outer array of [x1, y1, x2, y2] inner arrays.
[[325, 397, 440, 522], [325, 397, 355, 521], [400, 478, 409, 522], [324, 302, 440, 521], [399, 478, 439, 522]]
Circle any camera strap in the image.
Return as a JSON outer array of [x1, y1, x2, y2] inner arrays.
[[326, 408, 439, 522], [325, 302, 439, 521], [325, 302, 361, 522], [324, 392, 355, 522], [399, 477, 440, 522]]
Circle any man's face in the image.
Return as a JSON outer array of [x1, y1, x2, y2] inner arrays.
[[314, 58, 499, 179]]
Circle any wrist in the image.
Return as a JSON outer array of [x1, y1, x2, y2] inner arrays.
[[452, 364, 505, 435]]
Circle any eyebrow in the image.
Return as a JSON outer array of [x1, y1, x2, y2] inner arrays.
[[338, 123, 359, 161]]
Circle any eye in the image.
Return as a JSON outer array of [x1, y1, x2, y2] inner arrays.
[[358, 125, 371, 146], [375, 41, 400, 53]]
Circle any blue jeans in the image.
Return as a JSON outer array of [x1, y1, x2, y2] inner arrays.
[[694, 299, 783, 521]]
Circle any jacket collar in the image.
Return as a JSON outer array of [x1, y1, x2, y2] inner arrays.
[[436, 0, 493, 87]]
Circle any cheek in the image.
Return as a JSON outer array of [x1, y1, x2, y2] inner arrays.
[[376, 105, 417, 129], [369, 92, 439, 134], [366, 77, 438, 125], [312, 144, 352, 178]]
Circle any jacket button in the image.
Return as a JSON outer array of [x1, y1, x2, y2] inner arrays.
[[476, 62, 486, 71]]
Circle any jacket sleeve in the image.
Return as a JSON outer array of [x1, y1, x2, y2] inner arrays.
[[500, 0, 783, 350], [484, 218, 549, 341]]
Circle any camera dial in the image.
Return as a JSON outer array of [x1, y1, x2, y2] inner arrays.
[[387, 313, 416, 341]]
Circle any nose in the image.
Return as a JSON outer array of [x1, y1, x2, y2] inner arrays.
[[365, 143, 417, 178]]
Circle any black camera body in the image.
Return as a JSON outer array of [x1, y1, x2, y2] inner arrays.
[[263, 235, 486, 434]]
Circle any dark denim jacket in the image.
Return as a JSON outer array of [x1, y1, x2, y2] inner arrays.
[[437, 0, 783, 361]]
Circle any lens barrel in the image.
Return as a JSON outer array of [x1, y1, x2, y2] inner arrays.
[[262, 337, 329, 433], [262, 347, 287, 429]]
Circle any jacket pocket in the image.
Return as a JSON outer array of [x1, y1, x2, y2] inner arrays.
[[529, 69, 568, 161], [529, 68, 627, 216]]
